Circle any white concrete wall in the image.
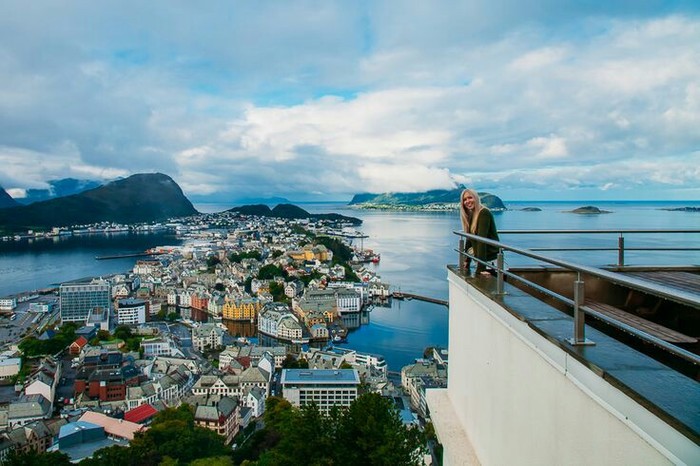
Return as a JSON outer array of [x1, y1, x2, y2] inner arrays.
[[430, 269, 698, 466]]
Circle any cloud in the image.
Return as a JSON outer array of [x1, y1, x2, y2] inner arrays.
[[0, 2, 698, 201]]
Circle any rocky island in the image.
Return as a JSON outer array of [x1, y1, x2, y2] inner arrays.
[[567, 206, 612, 214]]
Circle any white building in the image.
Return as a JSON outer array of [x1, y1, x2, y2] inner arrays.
[[192, 324, 225, 352], [335, 289, 362, 314], [280, 369, 360, 415], [116, 299, 148, 325], [0, 354, 21, 380], [0, 298, 17, 311], [140, 337, 184, 358]]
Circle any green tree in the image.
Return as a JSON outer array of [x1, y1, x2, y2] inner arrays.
[[114, 325, 133, 341], [268, 282, 288, 302], [257, 264, 287, 280], [334, 393, 426, 466], [3, 449, 72, 466], [97, 329, 112, 340], [214, 283, 226, 292]]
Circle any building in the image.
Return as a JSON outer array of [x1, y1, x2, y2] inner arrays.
[[0, 353, 21, 380], [280, 369, 360, 415], [116, 298, 148, 325], [222, 297, 262, 321], [258, 303, 308, 343], [69, 336, 89, 355], [192, 324, 225, 352], [426, 256, 700, 465], [193, 397, 239, 445], [60, 281, 111, 324], [140, 337, 184, 358], [0, 298, 17, 311]]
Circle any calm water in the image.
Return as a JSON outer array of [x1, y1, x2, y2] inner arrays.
[[1, 201, 698, 371]]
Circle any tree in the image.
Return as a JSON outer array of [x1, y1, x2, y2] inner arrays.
[[214, 283, 226, 292], [245, 394, 426, 466], [4, 449, 72, 466], [334, 393, 426, 466], [269, 282, 288, 303], [257, 264, 287, 280]]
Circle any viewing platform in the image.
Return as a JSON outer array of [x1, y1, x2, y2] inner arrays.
[[428, 229, 700, 466]]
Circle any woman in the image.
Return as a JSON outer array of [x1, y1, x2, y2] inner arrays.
[[460, 188, 500, 275]]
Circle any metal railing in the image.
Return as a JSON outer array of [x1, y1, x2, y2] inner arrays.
[[455, 231, 700, 366], [499, 229, 700, 267]]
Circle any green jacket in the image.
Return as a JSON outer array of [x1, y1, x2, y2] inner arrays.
[[469, 208, 500, 272]]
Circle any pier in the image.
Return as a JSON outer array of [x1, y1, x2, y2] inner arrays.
[[95, 251, 165, 260], [391, 291, 448, 307]]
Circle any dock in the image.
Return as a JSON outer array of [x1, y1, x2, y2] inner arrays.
[[95, 251, 165, 260], [391, 291, 448, 307]]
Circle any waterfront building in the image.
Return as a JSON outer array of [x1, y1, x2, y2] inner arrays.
[[336, 288, 362, 313], [59, 281, 111, 324], [116, 298, 148, 325], [222, 297, 262, 321], [258, 302, 308, 343], [0, 298, 17, 311], [280, 369, 360, 415]]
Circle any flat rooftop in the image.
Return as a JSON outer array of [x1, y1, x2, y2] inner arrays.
[[281, 369, 360, 384]]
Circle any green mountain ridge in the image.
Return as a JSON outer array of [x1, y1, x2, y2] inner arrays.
[[0, 173, 198, 229], [349, 186, 507, 210], [228, 203, 362, 225]]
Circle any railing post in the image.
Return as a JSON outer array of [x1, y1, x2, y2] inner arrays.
[[568, 274, 595, 346], [618, 234, 625, 267], [496, 248, 505, 295], [459, 238, 466, 272]]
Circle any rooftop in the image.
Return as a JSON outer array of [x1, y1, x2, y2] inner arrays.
[[281, 369, 360, 384]]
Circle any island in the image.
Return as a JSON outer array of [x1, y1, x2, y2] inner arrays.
[[567, 206, 612, 214]]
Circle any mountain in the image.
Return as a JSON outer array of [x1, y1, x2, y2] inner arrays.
[[0, 186, 20, 209], [0, 173, 198, 228], [229, 203, 362, 225], [18, 178, 104, 205], [349, 186, 507, 210]]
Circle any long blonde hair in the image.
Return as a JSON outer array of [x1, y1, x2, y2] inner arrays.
[[460, 188, 483, 234]]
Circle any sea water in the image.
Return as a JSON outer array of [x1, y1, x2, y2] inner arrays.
[[1, 201, 698, 370]]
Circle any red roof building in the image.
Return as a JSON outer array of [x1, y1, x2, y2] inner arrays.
[[69, 336, 88, 355], [124, 404, 158, 424]]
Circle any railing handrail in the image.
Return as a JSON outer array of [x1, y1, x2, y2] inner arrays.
[[499, 229, 700, 234], [455, 230, 700, 365], [455, 231, 700, 308]]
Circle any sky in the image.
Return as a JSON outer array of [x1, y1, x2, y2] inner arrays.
[[0, 1, 699, 202]]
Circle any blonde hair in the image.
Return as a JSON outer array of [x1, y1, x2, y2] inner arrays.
[[460, 188, 483, 234]]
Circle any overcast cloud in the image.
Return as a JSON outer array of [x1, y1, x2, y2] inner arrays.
[[0, 1, 698, 201]]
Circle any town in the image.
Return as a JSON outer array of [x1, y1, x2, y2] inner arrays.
[[0, 210, 447, 463]]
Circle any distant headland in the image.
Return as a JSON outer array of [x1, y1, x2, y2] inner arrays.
[[348, 186, 507, 211]]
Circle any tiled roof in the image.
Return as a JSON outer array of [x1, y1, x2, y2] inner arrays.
[[78, 411, 145, 440], [124, 404, 158, 424]]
